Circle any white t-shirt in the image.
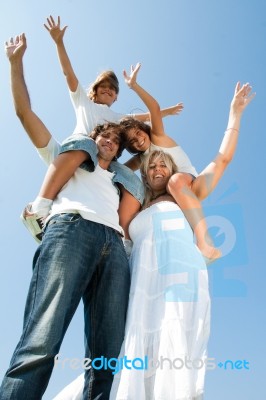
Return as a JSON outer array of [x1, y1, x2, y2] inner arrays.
[[50, 165, 122, 234], [37, 138, 123, 235], [38, 136, 61, 165], [70, 83, 126, 135]]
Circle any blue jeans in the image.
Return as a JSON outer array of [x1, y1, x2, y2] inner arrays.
[[0, 214, 130, 400]]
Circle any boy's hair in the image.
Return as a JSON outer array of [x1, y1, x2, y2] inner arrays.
[[119, 117, 151, 154], [90, 122, 126, 160], [140, 150, 178, 209], [88, 71, 119, 101]]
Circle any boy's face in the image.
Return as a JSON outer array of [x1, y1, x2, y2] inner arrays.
[[95, 80, 117, 106], [125, 127, 151, 153]]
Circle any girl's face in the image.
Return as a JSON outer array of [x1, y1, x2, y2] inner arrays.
[[146, 156, 171, 191], [125, 128, 151, 153]]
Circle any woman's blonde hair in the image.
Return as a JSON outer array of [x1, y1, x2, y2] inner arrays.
[[140, 150, 178, 208]]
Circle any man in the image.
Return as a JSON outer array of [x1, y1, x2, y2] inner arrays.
[[0, 34, 143, 400]]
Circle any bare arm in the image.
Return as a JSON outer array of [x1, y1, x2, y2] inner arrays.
[[124, 63, 177, 147], [134, 103, 184, 122], [118, 187, 141, 239], [44, 15, 78, 92], [5, 34, 51, 148], [124, 154, 141, 171], [192, 82, 256, 200], [39, 150, 89, 199]]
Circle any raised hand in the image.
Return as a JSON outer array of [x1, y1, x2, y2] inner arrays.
[[167, 102, 184, 115], [123, 62, 141, 89], [44, 15, 67, 43], [231, 82, 256, 115], [5, 33, 27, 61]]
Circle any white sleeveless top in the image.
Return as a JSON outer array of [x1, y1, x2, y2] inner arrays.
[[141, 142, 198, 176]]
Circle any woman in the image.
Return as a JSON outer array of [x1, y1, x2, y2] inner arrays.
[[110, 149, 210, 399], [53, 150, 209, 400], [53, 82, 255, 399]]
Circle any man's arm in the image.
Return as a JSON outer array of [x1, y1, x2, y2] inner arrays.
[[44, 15, 78, 92], [39, 150, 89, 199], [5, 33, 51, 148]]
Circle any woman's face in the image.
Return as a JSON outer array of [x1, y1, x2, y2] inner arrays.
[[146, 156, 171, 191], [125, 127, 151, 153]]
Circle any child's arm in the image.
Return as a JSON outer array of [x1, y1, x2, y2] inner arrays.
[[38, 150, 89, 200], [192, 82, 255, 200], [124, 154, 141, 171], [134, 103, 184, 122], [123, 63, 177, 147], [44, 15, 78, 92]]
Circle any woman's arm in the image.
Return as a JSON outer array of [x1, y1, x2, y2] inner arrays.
[[44, 15, 78, 92], [192, 82, 255, 200]]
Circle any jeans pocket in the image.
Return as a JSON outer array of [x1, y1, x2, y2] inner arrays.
[[47, 213, 81, 227]]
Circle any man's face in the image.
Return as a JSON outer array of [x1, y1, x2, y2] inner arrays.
[[95, 81, 117, 106], [95, 129, 120, 162]]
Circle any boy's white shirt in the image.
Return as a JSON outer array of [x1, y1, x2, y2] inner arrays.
[[70, 83, 125, 135]]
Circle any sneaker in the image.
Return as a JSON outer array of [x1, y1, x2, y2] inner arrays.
[[20, 203, 48, 243]]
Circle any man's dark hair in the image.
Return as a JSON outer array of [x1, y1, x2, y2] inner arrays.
[[90, 122, 126, 160]]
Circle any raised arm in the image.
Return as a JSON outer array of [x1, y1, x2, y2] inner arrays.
[[5, 33, 51, 148], [220, 82, 255, 159], [124, 63, 177, 146], [134, 103, 184, 122], [44, 15, 78, 92], [193, 82, 256, 200]]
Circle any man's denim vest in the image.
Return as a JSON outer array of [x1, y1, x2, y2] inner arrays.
[[60, 135, 144, 205]]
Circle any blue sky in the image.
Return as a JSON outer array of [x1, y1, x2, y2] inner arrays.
[[0, 0, 265, 398]]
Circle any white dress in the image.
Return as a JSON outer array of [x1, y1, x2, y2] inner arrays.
[[53, 202, 210, 400], [110, 202, 210, 400]]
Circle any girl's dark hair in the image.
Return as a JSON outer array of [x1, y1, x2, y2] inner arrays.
[[119, 117, 151, 154], [90, 122, 126, 159]]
